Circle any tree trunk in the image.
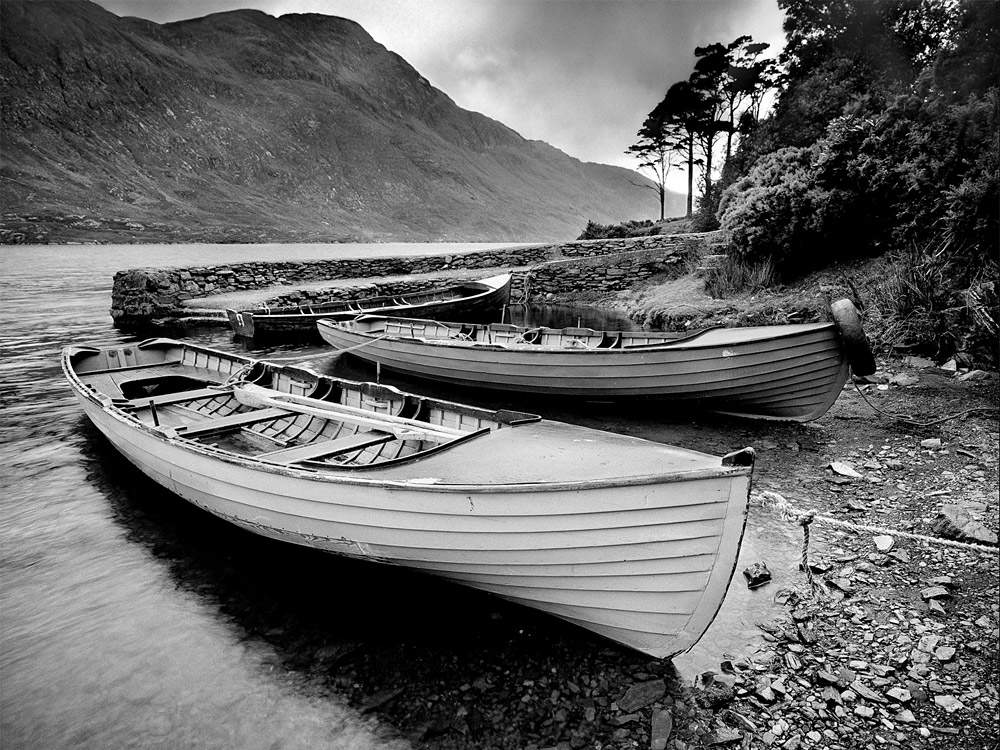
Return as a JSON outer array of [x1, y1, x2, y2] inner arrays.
[[704, 135, 713, 202], [686, 134, 694, 217]]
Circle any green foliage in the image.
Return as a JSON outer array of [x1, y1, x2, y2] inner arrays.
[[633, 0, 999, 363], [866, 240, 999, 365], [718, 0, 998, 289], [577, 219, 656, 240], [717, 147, 827, 274], [703, 257, 779, 299]]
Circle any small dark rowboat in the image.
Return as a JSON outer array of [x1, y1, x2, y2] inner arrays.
[[226, 273, 512, 338]]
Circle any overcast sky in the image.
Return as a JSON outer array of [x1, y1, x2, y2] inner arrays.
[[94, 0, 786, 190]]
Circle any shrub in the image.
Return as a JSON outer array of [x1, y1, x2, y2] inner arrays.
[[866, 238, 999, 366], [703, 256, 779, 299], [577, 219, 655, 240], [717, 146, 826, 276]]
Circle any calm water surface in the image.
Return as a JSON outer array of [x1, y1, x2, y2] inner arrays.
[[0, 243, 796, 749]]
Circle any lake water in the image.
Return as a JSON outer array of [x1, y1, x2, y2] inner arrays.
[[0, 243, 796, 749]]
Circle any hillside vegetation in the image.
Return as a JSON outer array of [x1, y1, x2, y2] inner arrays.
[[0, 0, 665, 244], [660, 0, 997, 368]]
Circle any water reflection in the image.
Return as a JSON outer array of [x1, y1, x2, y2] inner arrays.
[[2, 416, 409, 750], [505, 302, 641, 331]]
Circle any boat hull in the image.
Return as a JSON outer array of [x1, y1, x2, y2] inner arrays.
[[226, 274, 512, 338], [78, 396, 749, 658], [318, 320, 851, 421], [64, 340, 753, 658]]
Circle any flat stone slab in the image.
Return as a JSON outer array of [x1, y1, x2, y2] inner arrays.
[[931, 503, 998, 546]]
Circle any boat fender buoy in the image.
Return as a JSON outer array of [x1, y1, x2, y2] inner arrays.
[[830, 299, 877, 376]]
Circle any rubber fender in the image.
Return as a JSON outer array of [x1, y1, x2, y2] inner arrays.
[[830, 298, 877, 376]]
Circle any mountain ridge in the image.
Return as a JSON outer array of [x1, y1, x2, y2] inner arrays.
[[0, 0, 685, 244]]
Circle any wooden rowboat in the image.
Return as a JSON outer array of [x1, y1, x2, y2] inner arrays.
[[225, 273, 512, 338], [64, 338, 754, 659], [316, 299, 875, 422]]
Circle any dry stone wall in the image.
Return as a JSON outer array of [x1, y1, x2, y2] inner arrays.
[[110, 232, 719, 327]]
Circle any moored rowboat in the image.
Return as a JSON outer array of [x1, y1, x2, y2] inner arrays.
[[64, 338, 755, 658], [316, 299, 875, 422], [225, 273, 512, 338]]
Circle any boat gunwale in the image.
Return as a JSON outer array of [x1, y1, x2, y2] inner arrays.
[[321, 315, 841, 354]]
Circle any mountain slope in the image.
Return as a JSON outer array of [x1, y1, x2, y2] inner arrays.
[[0, 0, 682, 243]]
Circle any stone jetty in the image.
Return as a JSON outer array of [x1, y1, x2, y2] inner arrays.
[[110, 233, 721, 328]]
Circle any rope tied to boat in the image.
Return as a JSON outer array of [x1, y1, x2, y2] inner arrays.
[[512, 327, 543, 344], [221, 362, 256, 387], [753, 489, 998, 596]]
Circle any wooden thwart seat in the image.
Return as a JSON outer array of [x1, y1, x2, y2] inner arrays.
[[175, 407, 292, 437], [258, 430, 394, 464], [81, 359, 183, 376], [127, 387, 229, 408]]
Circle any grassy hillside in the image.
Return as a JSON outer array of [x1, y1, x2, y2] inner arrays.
[[0, 1, 675, 244]]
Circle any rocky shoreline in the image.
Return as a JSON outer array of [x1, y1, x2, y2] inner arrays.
[[316, 358, 998, 750]]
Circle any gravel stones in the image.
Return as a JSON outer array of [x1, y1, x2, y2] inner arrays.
[[617, 679, 666, 713], [743, 562, 773, 589], [932, 504, 999, 546]]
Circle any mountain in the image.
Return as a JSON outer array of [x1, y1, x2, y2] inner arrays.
[[0, 0, 682, 244]]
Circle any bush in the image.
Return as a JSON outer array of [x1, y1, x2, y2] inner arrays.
[[576, 219, 656, 240], [866, 239, 999, 366], [717, 146, 826, 276], [703, 257, 779, 299]]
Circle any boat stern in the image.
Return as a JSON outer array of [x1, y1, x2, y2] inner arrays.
[[226, 309, 256, 337]]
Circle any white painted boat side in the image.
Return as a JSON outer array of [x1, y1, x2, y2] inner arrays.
[[318, 318, 849, 419], [74, 392, 750, 658], [64, 338, 753, 658]]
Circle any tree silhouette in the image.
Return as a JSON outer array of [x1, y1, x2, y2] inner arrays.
[[626, 112, 683, 220], [630, 35, 777, 219]]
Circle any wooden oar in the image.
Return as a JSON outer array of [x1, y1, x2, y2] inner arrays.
[[232, 384, 466, 442]]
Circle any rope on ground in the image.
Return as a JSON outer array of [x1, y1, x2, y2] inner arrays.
[[797, 511, 818, 594], [852, 377, 998, 427], [753, 489, 1000, 557]]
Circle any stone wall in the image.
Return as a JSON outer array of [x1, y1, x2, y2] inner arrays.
[[522, 242, 703, 299], [110, 232, 719, 326]]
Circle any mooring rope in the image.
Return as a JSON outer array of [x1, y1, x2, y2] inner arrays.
[[221, 362, 256, 387], [753, 489, 999, 559], [852, 377, 998, 427], [792, 510, 819, 593]]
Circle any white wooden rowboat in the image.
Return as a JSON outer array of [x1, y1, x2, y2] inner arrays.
[[64, 338, 755, 659], [225, 273, 512, 338], [316, 299, 875, 422]]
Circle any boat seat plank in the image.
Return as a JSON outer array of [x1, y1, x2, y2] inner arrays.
[[258, 430, 394, 464], [78, 359, 183, 376], [126, 387, 230, 408], [176, 407, 292, 437]]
